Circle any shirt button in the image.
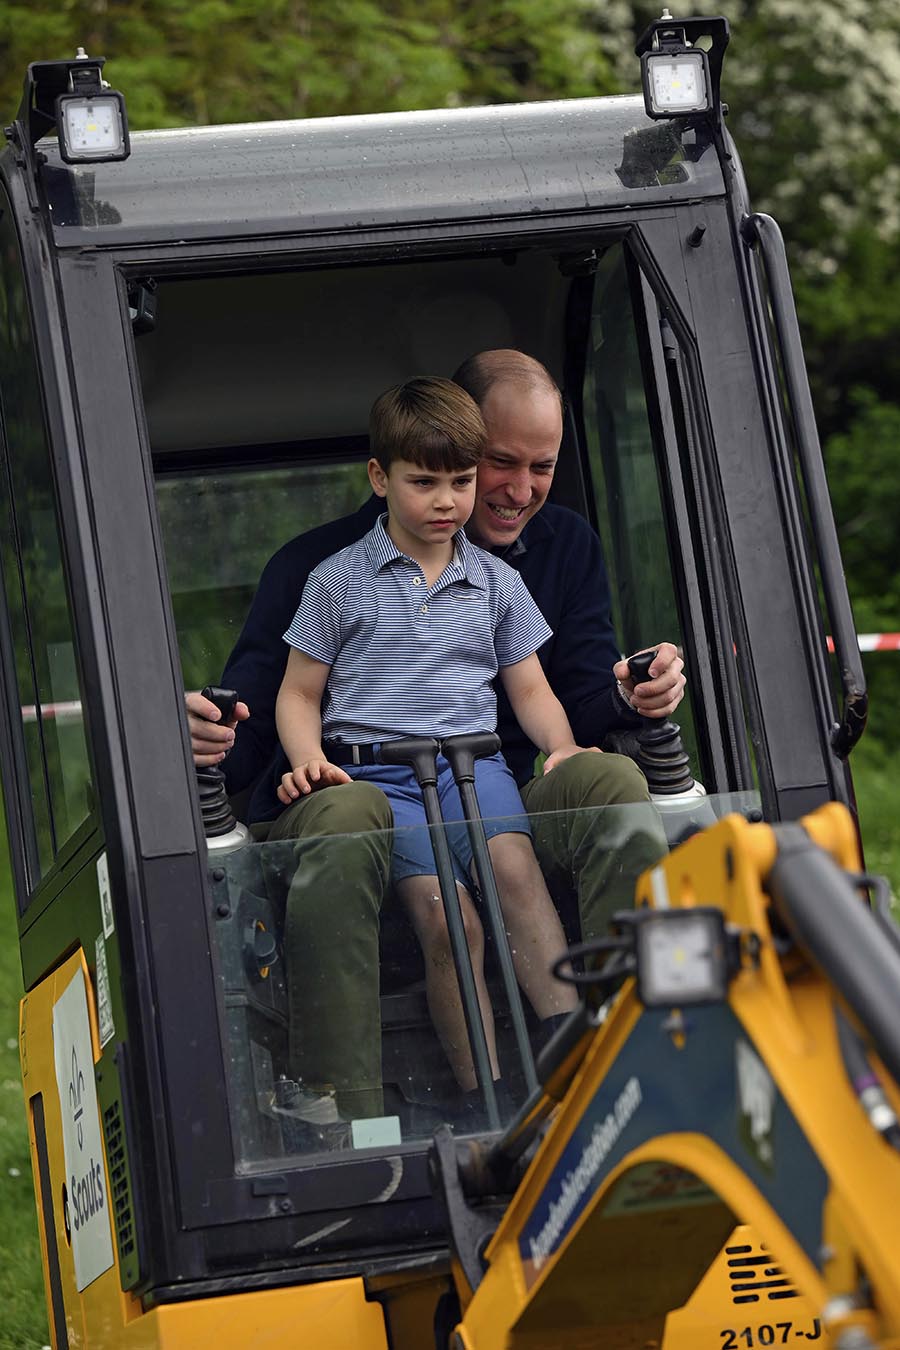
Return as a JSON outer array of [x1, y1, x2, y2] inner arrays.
[[420, 604, 428, 614], [412, 576, 422, 586]]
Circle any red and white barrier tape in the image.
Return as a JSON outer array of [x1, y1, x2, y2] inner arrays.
[[826, 634, 900, 653]]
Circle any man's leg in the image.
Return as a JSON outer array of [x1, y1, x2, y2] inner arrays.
[[263, 781, 392, 1119], [520, 752, 667, 942]]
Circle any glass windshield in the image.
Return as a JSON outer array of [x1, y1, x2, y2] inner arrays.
[[210, 792, 760, 1170]]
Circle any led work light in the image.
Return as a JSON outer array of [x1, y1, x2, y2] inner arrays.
[[634, 907, 730, 1007], [635, 11, 730, 124], [55, 49, 130, 164]]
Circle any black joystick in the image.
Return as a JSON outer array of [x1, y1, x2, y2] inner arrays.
[[627, 651, 695, 796], [196, 685, 240, 838]]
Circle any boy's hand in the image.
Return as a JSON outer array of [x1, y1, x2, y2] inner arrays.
[[185, 689, 250, 766], [543, 744, 602, 775], [277, 760, 352, 803]]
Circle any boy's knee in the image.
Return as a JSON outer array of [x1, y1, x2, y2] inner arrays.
[[419, 889, 482, 954], [486, 831, 538, 886]]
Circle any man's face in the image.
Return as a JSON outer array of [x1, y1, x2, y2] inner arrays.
[[467, 383, 562, 549]]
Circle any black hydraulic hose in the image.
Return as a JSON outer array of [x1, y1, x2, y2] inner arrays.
[[741, 213, 868, 758], [440, 733, 539, 1096], [378, 736, 500, 1130], [835, 1008, 900, 1153], [768, 824, 900, 1088]]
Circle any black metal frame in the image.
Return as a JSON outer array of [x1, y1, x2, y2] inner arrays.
[[0, 92, 861, 1305]]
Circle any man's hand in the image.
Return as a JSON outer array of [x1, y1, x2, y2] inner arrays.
[[542, 743, 602, 774], [277, 760, 352, 803], [185, 690, 250, 766], [613, 642, 685, 719]]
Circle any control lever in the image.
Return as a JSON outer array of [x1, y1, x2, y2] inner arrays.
[[440, 733, 538, 1095], [627, 650, 695, 795], [379, 736, 501, 1130], [195, 685, 250, 851]]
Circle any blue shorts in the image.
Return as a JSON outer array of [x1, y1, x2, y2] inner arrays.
[[346, 751, 530, 889]]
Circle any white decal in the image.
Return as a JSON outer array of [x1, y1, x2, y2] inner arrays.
[[736, 1038, 775, 1167], [94, 936, 115, 1048], [97, 853, 114, 938], [53, 971, 114, 1290], [528, 1076, 642, 1272]]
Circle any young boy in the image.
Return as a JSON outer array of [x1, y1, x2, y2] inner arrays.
[[275, 376, 586, 1107]]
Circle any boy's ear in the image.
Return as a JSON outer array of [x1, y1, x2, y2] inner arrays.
[[367, 457, 389, 498]]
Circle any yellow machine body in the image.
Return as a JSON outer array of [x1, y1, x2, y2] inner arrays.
[[20, 951, 391, 1349], [452, 805, 900, 1349], [22, 806, 900, 1348]]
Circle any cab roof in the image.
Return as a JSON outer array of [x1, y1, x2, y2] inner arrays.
[[33, 94, 723, 248]]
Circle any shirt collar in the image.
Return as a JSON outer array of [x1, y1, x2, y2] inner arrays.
[[365, 514, 487, 589]]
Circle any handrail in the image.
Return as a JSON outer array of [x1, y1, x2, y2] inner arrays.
[[741, 212, 867, 758]]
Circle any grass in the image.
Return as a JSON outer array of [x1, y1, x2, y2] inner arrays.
[[0, 758, 894, 1347]]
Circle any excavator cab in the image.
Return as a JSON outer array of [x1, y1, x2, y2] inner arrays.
[[0, 16, 876, 1348]]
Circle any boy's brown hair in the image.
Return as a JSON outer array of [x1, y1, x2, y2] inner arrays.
[[369, 377, 486, 472]]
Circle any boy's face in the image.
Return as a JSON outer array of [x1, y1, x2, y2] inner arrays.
[[367, 457, 477, 556]]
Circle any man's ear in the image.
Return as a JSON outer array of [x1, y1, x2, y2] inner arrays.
[[367, 457, 389, 498]]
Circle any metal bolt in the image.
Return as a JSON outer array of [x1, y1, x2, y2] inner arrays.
[[279, 1199, 291, 1213], [216, 904, 231, 918]]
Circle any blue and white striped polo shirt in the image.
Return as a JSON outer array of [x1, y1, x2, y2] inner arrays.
[[284, 514, 552, 745]]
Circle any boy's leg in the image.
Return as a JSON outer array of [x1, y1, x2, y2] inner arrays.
[[520, 752, 668, 941], [262, 780, 392, 1119], [481, 832, 578, 1018], [397, 875, 499, 1090]]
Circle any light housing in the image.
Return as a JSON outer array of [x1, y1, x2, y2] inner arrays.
[[56, 89, 130, 163], [642, 49, 711, 118], [635, 14, 730, 125], [634, 906, 730, 1007]]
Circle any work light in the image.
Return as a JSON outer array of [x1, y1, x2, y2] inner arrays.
[[636, 11, 728, 123], [634, 907, 730, 1006], [55, 50, 130, 163]]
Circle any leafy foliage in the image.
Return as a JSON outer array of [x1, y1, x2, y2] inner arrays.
[[0, 0, 896, 748]]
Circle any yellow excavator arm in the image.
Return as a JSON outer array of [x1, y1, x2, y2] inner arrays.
[[434, 804, 900, 1350]]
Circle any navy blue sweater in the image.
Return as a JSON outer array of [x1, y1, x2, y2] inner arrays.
[[222, 497, 641, 822]]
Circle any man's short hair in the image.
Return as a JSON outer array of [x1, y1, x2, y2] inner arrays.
[[452, 349, 563, 412], [370, 377, 486, 472]]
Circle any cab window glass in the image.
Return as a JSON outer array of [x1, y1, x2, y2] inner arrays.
[[156, 460, 370, 688], [0, 195, 93, 887], [582, 245, 698, 763]]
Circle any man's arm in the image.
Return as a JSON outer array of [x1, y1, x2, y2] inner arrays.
[[196, 498, 380, 795], [217, 545, 303, 792], [525, 511, 684, 742]]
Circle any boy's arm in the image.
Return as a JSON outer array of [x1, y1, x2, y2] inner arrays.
[[275, 647, 351, 799], [499, 654, 601, 773]]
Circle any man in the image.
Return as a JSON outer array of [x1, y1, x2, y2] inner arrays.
[[188, 350, 684, 1122]]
